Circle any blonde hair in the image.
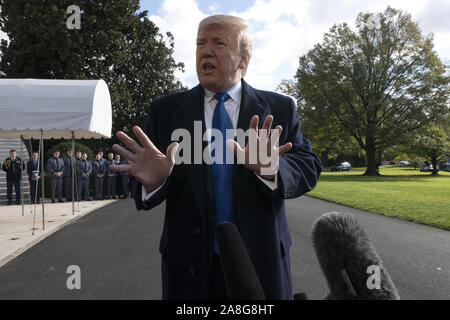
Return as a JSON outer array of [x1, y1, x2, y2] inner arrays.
[[198, 14, 252, 75]]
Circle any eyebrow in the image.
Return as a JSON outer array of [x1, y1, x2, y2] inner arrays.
[[197, 36, 228, 43]]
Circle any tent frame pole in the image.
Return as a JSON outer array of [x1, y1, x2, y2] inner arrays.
[[32, 136, 43, 235], [20, 136, 24, 216], [40, 129, 45, 230], [29, 139, 33, 215], [72, 132, 75, 215]]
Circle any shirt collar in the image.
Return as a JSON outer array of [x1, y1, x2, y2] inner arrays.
[[204, 80, 242, 104]]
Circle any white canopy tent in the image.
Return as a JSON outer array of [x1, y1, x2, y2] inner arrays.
[[0, 79, 112, 233]]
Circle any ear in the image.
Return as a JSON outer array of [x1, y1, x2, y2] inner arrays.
[[238, 54, 250, 70]]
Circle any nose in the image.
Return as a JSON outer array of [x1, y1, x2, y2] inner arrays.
[[200, 42, 214, 58]]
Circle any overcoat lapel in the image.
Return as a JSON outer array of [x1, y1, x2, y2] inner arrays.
[[233, 79, 269, 223], [237, 79, 268, 134], [172, 84, 210, 226]]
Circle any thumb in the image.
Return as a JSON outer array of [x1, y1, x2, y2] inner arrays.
[[166, 142, 179, 165]]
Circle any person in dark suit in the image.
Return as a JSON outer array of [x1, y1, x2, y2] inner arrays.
[[62, 149, 75, 201], [47, 150, 65, 203], [76, 153, 92, 201], [119, 157, 130, 199], [104, 152, 118, 199], [74, 151, 82, 200], [2, 149, 25, 205], [111, 14, 322, 300], [99, 151, 106, 198], [27, 151, 41, 204], [113, 154, 123, 197], [92, 153, 106, 200]]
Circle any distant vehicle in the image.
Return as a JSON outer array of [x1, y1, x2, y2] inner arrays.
[[441, 162, 450, 172], [397, 161, 410, 167], [331, 162, 352, 172], [420, 165, 439, 172]]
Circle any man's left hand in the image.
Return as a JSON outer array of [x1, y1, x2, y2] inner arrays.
[[226, 115, 292, 179]]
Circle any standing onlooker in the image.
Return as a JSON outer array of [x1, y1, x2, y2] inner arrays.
[[76, 153, 91, 201], [47, 150, 65, 203], [92, 153, 105, 200], [2, 149, 25, 205], [99, 151, 106, 198], [74, 151, 82, 200], [27, 151, 41, 204], [104, 152, 117, 199], [63, 149, 75, 201], [120, 157, 130, 199], [114, 154, 123, 197]]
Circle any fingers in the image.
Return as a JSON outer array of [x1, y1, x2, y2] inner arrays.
[[271, 125, 291, 154], [116, 131, 141, 154], [278, 142, 293, 155], [249, 115, 259, 136], [261, 115, 274, 138], [109, 164, 131, 173], [112, 143, 135, 161], [133, 126, 158, 151], [274, 125, 283, 135], [166, 142, 179, 165], [226, 139, 245, 164]]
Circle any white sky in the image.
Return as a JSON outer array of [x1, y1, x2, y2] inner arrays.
[[1, 0, 449, 91], [147, 0, 450, 90]]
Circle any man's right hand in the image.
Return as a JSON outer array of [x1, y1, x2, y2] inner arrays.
[[110, 126, 179, 193]]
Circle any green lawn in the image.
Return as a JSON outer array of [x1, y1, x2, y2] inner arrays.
[[307, 166, 450, 231]]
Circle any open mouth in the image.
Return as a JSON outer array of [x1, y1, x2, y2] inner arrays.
[[202, 62, 216, 73]]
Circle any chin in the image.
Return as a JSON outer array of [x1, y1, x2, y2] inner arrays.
[[199, 79, 223, 93]]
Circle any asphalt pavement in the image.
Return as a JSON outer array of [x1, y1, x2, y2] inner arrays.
[[0, 196, 448, 300]]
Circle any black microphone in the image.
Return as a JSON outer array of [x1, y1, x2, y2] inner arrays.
[[311, 212, 400, 300], [215, 222, 266, 300]]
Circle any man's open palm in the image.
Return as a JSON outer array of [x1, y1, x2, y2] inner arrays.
[[110, 126, 179, 193]]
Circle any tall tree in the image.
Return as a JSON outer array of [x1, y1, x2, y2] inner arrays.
[[278, 80, 359, 166], [291, 7, 449, 175], [0, 0, 185, 149], [405, 118, 450, 176]]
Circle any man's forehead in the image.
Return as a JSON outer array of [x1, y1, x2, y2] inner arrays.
[[197, 23, 238, 38]]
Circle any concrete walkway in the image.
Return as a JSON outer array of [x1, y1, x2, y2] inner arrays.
[[0, 199, 117, 268]]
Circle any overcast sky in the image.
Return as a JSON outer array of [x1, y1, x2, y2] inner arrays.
[[1, 0, 449, 91]]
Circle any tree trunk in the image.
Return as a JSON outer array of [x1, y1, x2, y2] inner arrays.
[[363, 143, 380, 176], [431, 155, 439, 176]]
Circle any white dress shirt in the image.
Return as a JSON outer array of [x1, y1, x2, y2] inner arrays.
[[142, 81, 278, 200]]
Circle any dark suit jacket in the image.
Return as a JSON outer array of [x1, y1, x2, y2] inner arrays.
[[27, 159, 41, 179], [2, 157, 25, 180], [133, 79, 323, 299], [62, 156, 75, 177]]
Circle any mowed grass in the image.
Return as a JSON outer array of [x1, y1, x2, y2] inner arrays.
[[307, 166, 450, 231]]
